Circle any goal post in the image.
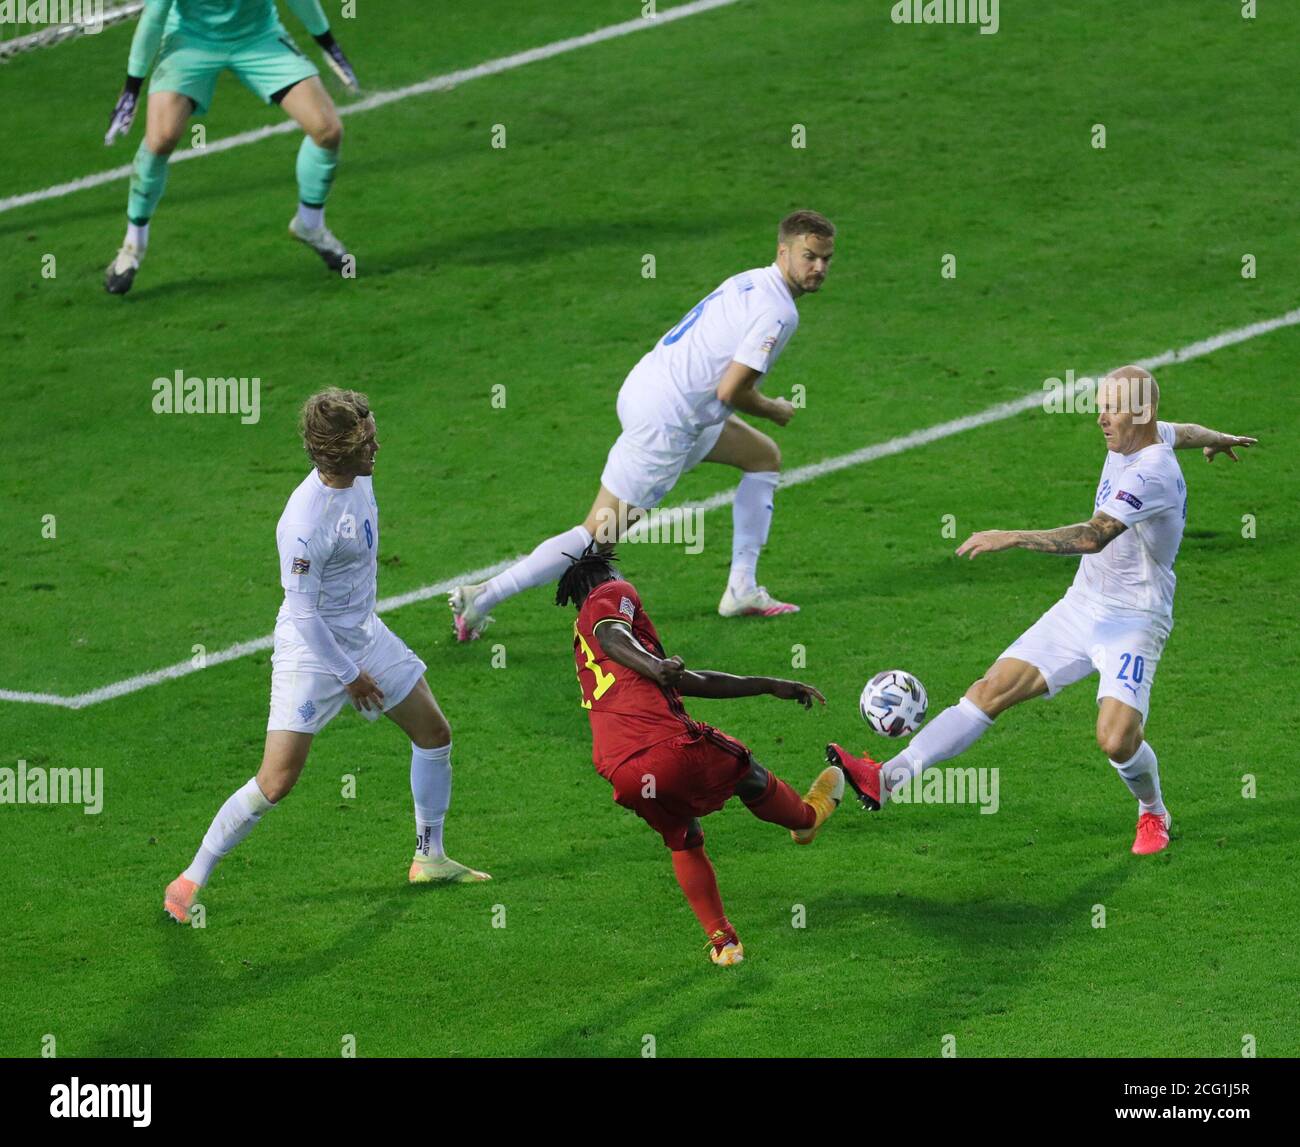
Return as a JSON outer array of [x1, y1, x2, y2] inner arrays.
[[0, 1, 143, 61]]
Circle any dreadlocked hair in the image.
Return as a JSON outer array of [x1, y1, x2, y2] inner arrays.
[[555, 543, 619, 608]]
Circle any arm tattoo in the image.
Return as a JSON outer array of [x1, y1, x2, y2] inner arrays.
[[1170, 422, 1219, 449], [1013, 512, 1127, 554]]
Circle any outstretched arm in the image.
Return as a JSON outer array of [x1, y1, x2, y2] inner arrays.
[[593, 621, 680, 687], [1162, 421, 1258, 462], [676, 670, 825, 709], [594, 621, 825, 708], [956, 511, 1128, 559]]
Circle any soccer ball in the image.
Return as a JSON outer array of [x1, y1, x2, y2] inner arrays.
[[859, 669, 928, 738]]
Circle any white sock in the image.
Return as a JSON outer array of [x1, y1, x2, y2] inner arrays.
[[881, 697, 994, 797], [1110, 741, 1165, 815], [479, 525, 593, 610], [296, 202, 324, 230], [728, 471, 779, 594], [411, 742, 453, 858], [182, 777, 275, 886], [126, 220, 149, 252]]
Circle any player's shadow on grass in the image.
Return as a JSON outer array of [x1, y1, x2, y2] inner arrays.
[[45, 207, 721, 304], [123, 220, 717, 303], [797, 859, 1143, 1055], [81, 885, 419, 1057], [518, 970, 766, 1058]]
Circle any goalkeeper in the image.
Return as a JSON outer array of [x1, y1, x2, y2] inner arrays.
[[103, 0, 360, 295]]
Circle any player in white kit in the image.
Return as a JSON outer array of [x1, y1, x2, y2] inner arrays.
[[449, 210, 836, 641], [829, 367, 1257, 855], [164, 389, 489, 924]]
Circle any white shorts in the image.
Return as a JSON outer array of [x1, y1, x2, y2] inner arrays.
[[1000, 588, 1171, 722], [599, 383, 725, 509], [267, 615, 427, 734]]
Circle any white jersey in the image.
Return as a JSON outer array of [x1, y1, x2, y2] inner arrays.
[[621, 262, 800, 430], [1071, 421, 1186, 620], [275, 470, 380, 654]]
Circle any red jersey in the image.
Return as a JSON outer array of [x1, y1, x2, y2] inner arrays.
[[573, 579, 699, 775]]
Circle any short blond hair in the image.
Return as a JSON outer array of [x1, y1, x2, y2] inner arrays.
[[1101, 365, 1159, 419], [299, 388, 372, 474]]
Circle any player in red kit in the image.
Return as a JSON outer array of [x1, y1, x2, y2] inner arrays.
[[556, 546, 844, 967]]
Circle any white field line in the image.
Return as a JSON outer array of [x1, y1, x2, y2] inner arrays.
[[4, 303, 1296, 711], [0, 0, 742, 215]]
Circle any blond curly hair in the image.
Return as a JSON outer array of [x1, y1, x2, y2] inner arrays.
[[299, 388, 372, 475]]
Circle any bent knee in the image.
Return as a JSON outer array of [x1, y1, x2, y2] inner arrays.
[[256, 773, 295, 803], [412, 714, 452, 751], [753, 438, 781, 472], [964, 677, 1008, 718], [312, 118, 343, 150], [734, 762, 770, 802], [144, 132, 182, 157], [1097, 729, 1141, 761]]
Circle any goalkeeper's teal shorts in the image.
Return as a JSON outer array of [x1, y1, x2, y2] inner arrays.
[[149, 24, 318, 115]]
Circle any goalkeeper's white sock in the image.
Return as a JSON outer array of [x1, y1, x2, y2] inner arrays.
[[126, 220, 149, 252], [479, 525, 593, 610], [296, 202, 325, 231], [182, 777, 275, 886], [1110, 741, 1166, 815], [880, 697, 994, 796], [411, 742, 453, 859]]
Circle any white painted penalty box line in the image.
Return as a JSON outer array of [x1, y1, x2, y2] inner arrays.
[[3, 302, 1296, 710], [0, 0, 743, 214]]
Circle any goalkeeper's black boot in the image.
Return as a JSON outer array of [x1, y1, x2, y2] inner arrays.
[[104, 241, 142, 295]]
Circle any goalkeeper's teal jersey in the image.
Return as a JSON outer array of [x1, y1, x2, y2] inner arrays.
[[129, 0, 329, 75], [163, 1, 289, 41]]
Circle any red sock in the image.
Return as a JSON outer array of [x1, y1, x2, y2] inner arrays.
[[671, 846, 732, 938], [743, 770, 815, 830]]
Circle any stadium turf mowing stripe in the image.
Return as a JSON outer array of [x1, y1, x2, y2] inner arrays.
[[2, 301, 1296, 709], [0, 0, 742, 215]]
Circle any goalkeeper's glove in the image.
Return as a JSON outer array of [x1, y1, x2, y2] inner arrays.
[[105, 75, 143, 145], [314, 31, 359, 93]]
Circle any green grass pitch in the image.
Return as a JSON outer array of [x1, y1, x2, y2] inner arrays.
[[2, 0, 1299, 1058]]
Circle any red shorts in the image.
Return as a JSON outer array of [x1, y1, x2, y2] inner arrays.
[[605, 725, 753, 851]]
